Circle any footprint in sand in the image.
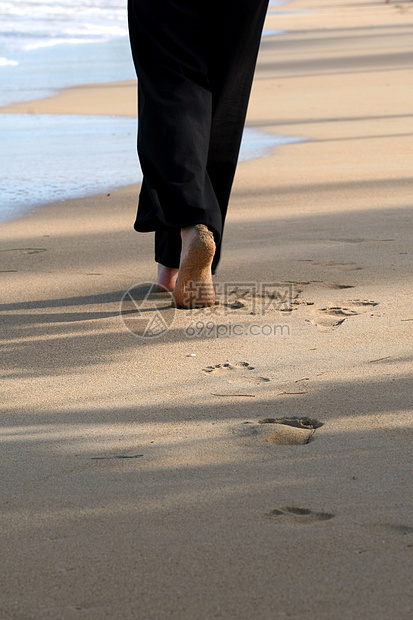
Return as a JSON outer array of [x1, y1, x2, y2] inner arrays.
[[202, 361, 271, 385], [311, 299, 378, 331], [258, 416, 322, 445], [265, 506, 335, 523], [234, 417, 323, 446]]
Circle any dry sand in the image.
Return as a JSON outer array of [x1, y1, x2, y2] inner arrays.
[[1, 0, 412, 618]]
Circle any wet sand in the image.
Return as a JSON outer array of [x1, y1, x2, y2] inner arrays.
[[1, 1, 413, 618]]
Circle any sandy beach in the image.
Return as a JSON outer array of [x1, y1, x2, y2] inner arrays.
[[1, 0, 412, 618]]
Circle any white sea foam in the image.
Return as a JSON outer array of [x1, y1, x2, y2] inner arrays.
[[0, 0, 128, 53]]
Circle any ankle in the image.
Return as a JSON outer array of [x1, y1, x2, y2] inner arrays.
[[156, 263, 179, 291]]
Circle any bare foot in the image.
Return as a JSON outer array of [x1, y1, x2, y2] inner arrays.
[[156, 264, 179, 291], [173, 224, 216, 308]]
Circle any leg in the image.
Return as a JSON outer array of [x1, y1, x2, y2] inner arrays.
[[148, 0, 269, 274], [128, 0, 269, 306], [206, 0, 270, 271], [128, 0, 223, 240]]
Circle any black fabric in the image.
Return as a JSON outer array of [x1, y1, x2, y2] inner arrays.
[[128, 0, 269, 272]]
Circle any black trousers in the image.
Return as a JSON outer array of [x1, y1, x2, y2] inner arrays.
[[128, 0, 269, 272]]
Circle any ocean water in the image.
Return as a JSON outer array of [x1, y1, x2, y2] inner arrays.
[[0, 0, 128, 53], [0, 114, 303, 222], [0, 0, 134, 106], [0, 0, 303, 222]]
